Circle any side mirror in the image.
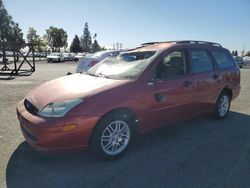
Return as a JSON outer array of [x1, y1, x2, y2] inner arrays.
[[147, 68, 157, 86], [67, 72, 72, 75], [147, 76, 156, 86]]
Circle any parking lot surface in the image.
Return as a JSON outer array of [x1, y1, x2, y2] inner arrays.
[[1, 62, 250, 188]]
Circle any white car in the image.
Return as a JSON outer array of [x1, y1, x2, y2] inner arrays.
[[74, 52, 88, 61], [63, 53, 74, 61], [47, 53, 65, 62], [76, 51, 120, 73], [243, 56, 250, 66]]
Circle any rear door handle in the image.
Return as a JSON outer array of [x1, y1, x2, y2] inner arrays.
[[212, 74, 219, 80], [183, 81, 193, 88]]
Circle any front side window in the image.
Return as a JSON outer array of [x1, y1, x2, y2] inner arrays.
[[156, 50, 186, 80], [212, 51, 235, 69], [190, 50, 213, 73]]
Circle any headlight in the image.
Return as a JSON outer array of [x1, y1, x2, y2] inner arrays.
[[37, 99, 83, 117]]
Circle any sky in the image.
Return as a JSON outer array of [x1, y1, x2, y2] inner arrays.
[[3, 0, 250, 52]]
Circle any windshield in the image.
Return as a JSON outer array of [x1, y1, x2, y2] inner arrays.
[[88, 51, 108, 58], [87, 51, 157, 80]]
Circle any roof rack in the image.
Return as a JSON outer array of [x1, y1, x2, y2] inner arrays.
[[141, 42, 160, 46], [141, 40, 222, 47], [176, 40, 222, 47], [141, 41, 178, 46]]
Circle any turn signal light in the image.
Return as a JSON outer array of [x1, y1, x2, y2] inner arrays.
[[63, 124, 77, 132]]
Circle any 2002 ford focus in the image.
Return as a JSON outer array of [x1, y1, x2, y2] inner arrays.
[[17, 41, 240, 159]]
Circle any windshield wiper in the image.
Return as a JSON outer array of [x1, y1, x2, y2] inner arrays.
[[96, 73, 111, 79], [85, 71, 98, 77], [85, 71, 111, 79]]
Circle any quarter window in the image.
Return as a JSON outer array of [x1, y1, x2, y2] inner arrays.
[[212, 51, 235, 69], [156, 51, 186, 80], [190, 50, 213, 73]]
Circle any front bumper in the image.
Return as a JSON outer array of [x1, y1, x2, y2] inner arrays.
[[16, 100, 100, 152], [47, 58, 59, 62], [232, 85, 241, 101]]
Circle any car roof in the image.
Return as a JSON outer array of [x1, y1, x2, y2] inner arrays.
[[129, 40, 224, 52]]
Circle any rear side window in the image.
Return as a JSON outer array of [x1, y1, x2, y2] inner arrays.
[[212, 51, 235, 69], [189, 50, 213, 73]]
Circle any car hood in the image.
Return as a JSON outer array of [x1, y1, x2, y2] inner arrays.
[[26, 74, 129, 109]]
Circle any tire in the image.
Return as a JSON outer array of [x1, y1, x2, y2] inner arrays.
[[91, 112, 135, 159], [214, 91, 231, 119]]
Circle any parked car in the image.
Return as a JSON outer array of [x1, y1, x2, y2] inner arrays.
[[47, 53, 65, 62], [16, 40, 240, 159], [74, 52, 88, 62], [233, 56, 246, 68], [6, 51, 14, 57], [63, 53, 74, 61], [76, 50, 120, 73], [243, 56, 250, 66]]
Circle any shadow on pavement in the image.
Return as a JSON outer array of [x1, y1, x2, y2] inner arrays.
[[6, 112, 250, 188], [0, 72, 33, 80]]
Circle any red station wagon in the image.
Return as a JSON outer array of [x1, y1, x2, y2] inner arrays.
[[16, 40, 241, 158]]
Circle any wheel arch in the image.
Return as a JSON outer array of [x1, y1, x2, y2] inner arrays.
[[220, 87, 232, 99], [88, 107, 139, 148]]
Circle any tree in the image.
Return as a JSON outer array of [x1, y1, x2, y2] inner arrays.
[[8, 23, 25, 60], [101, 46, 107, 51], [27, 27, 39, 44], [0, 0, 13, 43], [81, 22, 92, 52], [245, 51, 250, 56], [9, 23, 24, 45], [232, 50, 239, 56], [0, 0, 24, 61], [45, 26, 67, 52], [70, 35, 82, 53], [91, 33, 101, 53], [27, 27, 46, 52]]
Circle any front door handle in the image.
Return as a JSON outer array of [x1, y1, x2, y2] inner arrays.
[[183, 81, 193, 88], [155, 93, 166, 103]]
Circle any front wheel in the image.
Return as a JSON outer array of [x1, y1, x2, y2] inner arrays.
[[214, 91, 231, 119], [91, 112, 134, 159]]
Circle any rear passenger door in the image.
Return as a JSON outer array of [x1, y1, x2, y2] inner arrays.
[[188, 49, 221, 111]]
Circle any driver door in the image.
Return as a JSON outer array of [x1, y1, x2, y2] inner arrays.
[[144, 49, 199, 131]]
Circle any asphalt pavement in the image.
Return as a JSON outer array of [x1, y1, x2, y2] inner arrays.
[[1, 61, 250, 188]]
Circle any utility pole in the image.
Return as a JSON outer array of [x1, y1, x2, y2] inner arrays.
[[241, 45, 245, 57]]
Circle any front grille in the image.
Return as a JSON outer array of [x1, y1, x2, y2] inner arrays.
[[24, 99, 38, 115]]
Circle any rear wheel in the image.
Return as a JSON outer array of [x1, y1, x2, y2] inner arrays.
[[214, 91, 231, 119], [91, 112, 135, 159]]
